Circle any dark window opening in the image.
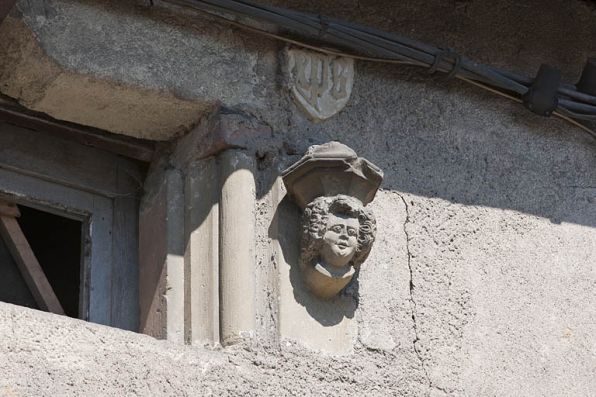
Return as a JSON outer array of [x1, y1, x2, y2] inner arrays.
[[0, 205, 82, 318], [0, 234, 38, 310]]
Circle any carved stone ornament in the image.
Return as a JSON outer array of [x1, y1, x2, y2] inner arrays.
[[282, 142, 383, 299], [286, 47, 355, 122]]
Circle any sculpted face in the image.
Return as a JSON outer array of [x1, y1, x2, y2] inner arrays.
[[295, 193, 377, 300], [320, 213, 359, 268]]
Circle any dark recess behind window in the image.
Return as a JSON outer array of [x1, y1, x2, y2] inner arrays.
[[14, 205, 82, 318], [0, 236, 38, 309]]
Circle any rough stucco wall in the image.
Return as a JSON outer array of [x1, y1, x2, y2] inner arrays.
[[248, 2, 596, 394], [3, 0, 596, 396], [0, 301, 426, 396]]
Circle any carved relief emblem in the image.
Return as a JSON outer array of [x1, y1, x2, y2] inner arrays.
[[286, 48, 355, 122]]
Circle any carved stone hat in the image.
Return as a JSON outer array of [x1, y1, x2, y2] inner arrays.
[[282, 141, 383, 208]]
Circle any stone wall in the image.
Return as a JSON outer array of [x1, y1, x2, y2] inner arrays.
[[2, 0, 596, 395]]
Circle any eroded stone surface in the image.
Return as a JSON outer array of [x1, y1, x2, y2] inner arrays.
[[282, 141, 383, 209]]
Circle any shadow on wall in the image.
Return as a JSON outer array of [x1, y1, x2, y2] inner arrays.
[[317, 61, 596, 229], [20, 0, 596, 229], [169, 93, 596, 334], [17, 0, 596, 231]]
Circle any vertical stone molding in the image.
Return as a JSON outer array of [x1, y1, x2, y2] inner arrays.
[[184, 158, 220, 346], [139, 167, 185, 343], [141, 111, 267, 346], [219, 150, 257, 345]]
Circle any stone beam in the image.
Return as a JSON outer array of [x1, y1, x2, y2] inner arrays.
[[0, 0, 270, 140]]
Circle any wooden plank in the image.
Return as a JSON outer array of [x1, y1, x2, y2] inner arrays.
[[0, 122, 120, 197], [0, 215, 65, 315], [0, 235, 39, 308], [0, 201, 20, 217], [0, 97, 154, 162], [87, 196, 113, 326], [79, 218, 92, 321], [0, 167, 95, 217], [110, 157, 141, 331]]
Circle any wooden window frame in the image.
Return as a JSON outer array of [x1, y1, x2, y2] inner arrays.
[[0, 121, 143, 331]]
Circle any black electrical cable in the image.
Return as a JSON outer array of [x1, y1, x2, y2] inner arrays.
[[559, 98, 596, 115], [181, 0, 528, 92], [558, 107, 596, 121], [296, 13, 528, 93], [296, 10, 592, 102], [163, 0, 596, 136]]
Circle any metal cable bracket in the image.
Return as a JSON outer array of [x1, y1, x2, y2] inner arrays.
[[318, 14, 330, 38], [428, 48, 462, 79]]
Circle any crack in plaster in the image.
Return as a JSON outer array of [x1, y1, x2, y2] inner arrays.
[[398, 193, 433, 396]]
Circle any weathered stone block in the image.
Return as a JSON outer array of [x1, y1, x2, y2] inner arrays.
[[198, 113, 273, 159]]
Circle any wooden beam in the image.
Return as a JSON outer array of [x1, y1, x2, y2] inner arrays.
[[0, 214, 65, 315], [0, 95, 155, 163], [1, 122, 122, 197], [0, 201, 20, 217]]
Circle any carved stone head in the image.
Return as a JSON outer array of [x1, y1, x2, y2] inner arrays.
[[282, 142, 383, 300], [299, 195, 376, 299]]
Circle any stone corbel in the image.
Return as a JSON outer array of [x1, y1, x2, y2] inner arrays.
[[282, 142, 384, 300]]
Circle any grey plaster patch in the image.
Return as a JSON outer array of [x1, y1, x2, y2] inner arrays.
[[16, 0, 261, 104], [456, 209, 596, 396], [0, 15, 213, 140], [357, 190, 413, 353]]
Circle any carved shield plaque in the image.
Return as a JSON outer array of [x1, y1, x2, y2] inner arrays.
[[287, 47, 354, 121]]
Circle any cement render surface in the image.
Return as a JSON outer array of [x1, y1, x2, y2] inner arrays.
[[0, 301, 427, 396], [2, 0, 596, 396]]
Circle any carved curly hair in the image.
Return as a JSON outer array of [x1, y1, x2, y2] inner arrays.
[[300, 195, 376, 270]]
